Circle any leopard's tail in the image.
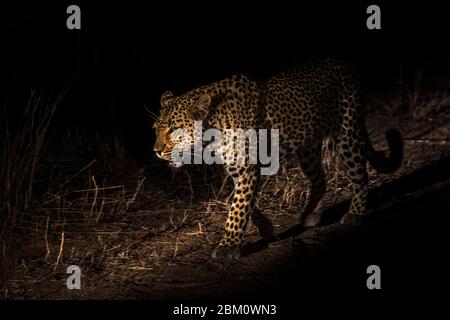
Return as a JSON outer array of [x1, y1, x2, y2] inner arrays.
[[366, 128, 403, 174]]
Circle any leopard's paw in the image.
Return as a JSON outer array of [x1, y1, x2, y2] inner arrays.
[[340, 213, 364, 226], [211, 244, 241, 260], [302, 211, 322, 228]]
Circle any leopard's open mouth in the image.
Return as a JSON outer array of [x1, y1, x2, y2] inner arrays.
[[168, 158, 183, 168], [159, 152, 184, 168], [161, 148, 185, 168]]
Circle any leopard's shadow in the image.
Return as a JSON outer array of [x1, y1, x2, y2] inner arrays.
[[242, 155, 450, 257]]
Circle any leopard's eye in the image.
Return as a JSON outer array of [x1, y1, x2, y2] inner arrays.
[[166, 128, 177, 138], [168, 127, 181, 134]]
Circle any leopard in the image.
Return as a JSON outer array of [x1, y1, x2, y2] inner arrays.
[[152, 58, 403, 259]]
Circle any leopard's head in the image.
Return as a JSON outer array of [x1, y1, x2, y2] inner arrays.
[[152, 90, 211, 167]]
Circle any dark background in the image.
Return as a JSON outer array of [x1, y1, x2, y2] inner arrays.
[[1, 1, 449, 161]]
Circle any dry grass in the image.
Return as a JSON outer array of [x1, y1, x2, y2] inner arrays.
[[62, 130, 129, 173], [0, 85, 70, 228], [1, 87, 449, 299]]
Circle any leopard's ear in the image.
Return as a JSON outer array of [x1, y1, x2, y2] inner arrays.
[[160, 90, 174, 108], [190, 94, 211, 121]]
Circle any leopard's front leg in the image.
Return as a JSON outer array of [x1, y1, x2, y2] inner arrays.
[[212, 164, 259, 259]]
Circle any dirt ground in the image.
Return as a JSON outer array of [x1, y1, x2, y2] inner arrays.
[[1, 89, 449, 300]]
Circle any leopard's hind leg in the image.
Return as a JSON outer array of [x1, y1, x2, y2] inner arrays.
[[336, 121, 369, 226], [298, 141, 327, 227]]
